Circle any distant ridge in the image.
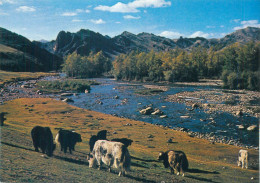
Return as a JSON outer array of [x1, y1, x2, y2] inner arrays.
[[0, 27, 63, 72], [38, 27, 260, 58]]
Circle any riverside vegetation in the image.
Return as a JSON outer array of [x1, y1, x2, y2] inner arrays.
[[62, 42, 259, 91]]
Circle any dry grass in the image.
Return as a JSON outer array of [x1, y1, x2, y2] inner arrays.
[[0, 98, 259, 183], [0, 70, 57, 86]]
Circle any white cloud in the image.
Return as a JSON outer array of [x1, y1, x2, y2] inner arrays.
[[94, 0, 171, 13], [115, 21, 121, 24], [159, 31, 183, 39], [234, 19, 260, 30], [0, 10, 8, 15], [16, 6, 36, 12], [85, 9, 90, 13], [189, 31, 210, 38], [206, 26, 215, 29], [123, 15, 141, 19], [0, 0, 15, 5], [62, 12, 77, 16], [72, 19, 83, 22], [76, 9, 84, 13], [220, 25, 224, 28], [90, 19, 106, 24], [232, 19, 241, 23]]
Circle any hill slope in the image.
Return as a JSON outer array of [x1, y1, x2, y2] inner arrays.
[[0, 27, 63, 72], [0, 98, 258, 183]]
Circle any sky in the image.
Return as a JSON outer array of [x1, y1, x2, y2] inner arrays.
[[0, 0, 259, 41]]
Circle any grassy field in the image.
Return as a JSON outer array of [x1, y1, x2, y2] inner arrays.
[[0, 70, 57, 87], [0, 98, 258, 183]]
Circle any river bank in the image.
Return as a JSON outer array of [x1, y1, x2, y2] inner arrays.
[[0, 76, 259, 149]]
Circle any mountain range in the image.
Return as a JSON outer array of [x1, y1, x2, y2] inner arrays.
[[36, 27, 260, 58], [0, 26, 259, 72]]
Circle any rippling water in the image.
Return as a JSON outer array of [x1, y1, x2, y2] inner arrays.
[[65, 78, 259, 147]]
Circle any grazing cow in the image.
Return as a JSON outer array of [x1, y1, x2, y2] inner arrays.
[[111, 138, 133, 147], [237, 149, 249, 169], [31, 126, 56, 157], [89, 130, 107, 151], [97, 130, 107, 140], [55, 129, 82, 154], [87, 140, 131, 176], [158, 150, 189, 176]]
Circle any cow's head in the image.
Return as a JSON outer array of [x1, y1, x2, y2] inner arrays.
[[87, 153, 97, 168], [158, 152, 167, 161], [46, 143, 56, 157], [72, 132, 82, 143]]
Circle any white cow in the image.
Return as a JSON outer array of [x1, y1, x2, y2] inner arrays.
[[237, 149, 249, 169], [87, 140, 131, 176]]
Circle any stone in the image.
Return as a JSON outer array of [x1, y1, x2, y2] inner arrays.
[[192, 103, 200, 109], [236, 125, 245, 130], [247, 125, 257, 131], [167, 138, 173, 143], [236, 110, 243, 116], [151, 109, 163, 115], [140, 107, 153, 115], [62, 98, 74, 103], [160, 115, 167, 118], [61, 93, 73, 97], [180, 116, 189, 119], [85, 89, 90, 93]]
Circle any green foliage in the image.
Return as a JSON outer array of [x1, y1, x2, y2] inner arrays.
[[36, 79, 94, 92], [113, 49, 198, 82], [220, 42, 260, 90], [62, 51, 111, 78]]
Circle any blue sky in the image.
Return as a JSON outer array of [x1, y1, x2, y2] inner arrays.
[[0, 0, 259, 41]]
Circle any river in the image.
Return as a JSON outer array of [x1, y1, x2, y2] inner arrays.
[[61, 78, 259, 148]]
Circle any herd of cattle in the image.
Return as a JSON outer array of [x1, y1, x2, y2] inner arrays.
[[31, 125, 250, 177]]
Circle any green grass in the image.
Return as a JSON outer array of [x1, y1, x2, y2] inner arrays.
[[0, 98, 259, 183], [134, 88, 164, 95], [36, 79, 99, 93]]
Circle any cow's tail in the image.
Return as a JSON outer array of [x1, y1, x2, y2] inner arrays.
[[55, 132, 60, 146], [120, 145, 131, 173]]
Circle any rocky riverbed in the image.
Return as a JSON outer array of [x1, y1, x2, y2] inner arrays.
[[166, 89, 260, 118]]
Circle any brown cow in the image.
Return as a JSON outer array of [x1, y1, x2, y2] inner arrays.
[[158, 150, 188, 176]]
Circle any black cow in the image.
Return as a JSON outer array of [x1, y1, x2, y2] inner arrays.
[[55, 129, 82, 154], [31, 126, 56, 157], [111, 138, 133, 147], [97, 130, 107, 140], [89, 130, 107, 152]]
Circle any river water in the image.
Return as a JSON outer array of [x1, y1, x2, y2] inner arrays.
[[63, 78, 259, 148]]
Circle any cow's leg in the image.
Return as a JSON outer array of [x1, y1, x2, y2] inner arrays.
[[180, 166, 185, 177], [245, 159, 248, 169], [170, 167, 174, 174], [69, 147, 72, 154], [64, 146, 67, 153], [242, 160, 244, 169]]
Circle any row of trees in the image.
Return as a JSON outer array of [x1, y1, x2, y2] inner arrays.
[[62, 51, 112, 78], [62, 42, 259, 91], [113, 42, 259, 90]]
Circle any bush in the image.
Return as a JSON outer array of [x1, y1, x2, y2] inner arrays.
[[36, 79, 95, 93], [221, 70, 259, 91]]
